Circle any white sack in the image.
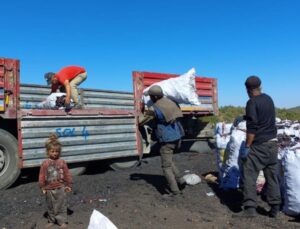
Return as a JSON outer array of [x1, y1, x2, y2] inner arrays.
[[183, 173, 201, 185], [219, 121, 246, 190], [284, 127, 295, 136], [282, 145, 300, 216], [142, 68, 201, 106], [215, 122, 233, 149], [87, 209, 118, 229], [37, 92, 68, 109], [215, 122, 232, 136], [216, 134, 231, 149], [277, 129, 285, 135], [223, 125, 246, 169]]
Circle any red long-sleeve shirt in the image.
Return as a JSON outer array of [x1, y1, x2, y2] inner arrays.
[[51, 66, 86, 93], [39, 159, 72, 190]]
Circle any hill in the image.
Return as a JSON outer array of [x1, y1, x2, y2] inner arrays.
[[288, 106, 300, 114], [201, 106, 300, 123]]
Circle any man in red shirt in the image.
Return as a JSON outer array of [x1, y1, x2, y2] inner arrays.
[[45, 66, 87, 108]]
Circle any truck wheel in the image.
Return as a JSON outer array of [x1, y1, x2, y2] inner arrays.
[[109, 131, 143, 171], [109, 155, 141, 171], [0, 129, 20, 190], [182, 140, 213, 154], [193, 140, 214, 153], [69, 162, 88, 176]]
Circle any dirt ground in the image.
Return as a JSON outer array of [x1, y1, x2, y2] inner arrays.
[[1, 149, 300, 229]]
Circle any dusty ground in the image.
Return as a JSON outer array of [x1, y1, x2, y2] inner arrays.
[[1, 149, 300, 229]]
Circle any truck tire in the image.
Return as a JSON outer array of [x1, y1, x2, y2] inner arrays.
[[109, 155, 141, 171], [190, 140, 213, 153], [181, 140, 214, 154], [109, 131, 143, 171], [0, 129, 20, 190], [69, 162, 88, 176]]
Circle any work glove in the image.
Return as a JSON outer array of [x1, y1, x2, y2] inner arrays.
[[65, 103, 72, 112], [240, 147, 250, 159]]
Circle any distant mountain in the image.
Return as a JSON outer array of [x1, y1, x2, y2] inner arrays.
[[288, 106, 300, 113]]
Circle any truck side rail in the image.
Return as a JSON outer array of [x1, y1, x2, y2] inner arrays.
[[20, 84, 134, 111]]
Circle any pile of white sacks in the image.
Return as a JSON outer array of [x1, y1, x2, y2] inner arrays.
[[215, 118, 300, 217]]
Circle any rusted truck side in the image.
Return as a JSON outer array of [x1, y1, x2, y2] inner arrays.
[[132, 71, 218, 153], [0, 58, 141, 189]]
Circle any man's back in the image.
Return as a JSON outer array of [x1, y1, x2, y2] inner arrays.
[[245, 93, 277, 144]]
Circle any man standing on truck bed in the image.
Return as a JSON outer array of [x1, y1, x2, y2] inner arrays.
[[45, 66, 87, 108], [140, 85, 186, 196]]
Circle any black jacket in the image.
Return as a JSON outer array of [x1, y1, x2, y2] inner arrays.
[[245, 93, 277, 144]]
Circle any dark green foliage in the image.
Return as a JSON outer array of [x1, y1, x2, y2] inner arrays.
[[218, 106, 245, 123], [286, 106, 300, 114], [201, 106, 300, 124], [276, 108, 300, 121], [201, 106, 245, 124]]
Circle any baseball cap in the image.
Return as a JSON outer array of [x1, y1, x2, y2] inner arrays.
[[44, 72, 55, 85]]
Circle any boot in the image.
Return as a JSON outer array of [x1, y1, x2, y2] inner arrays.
[[162, 190, 183, 199], [177, 177, 187, 191], [233, 207, 257, 218], [163, 168, 181, 194], [269, 205, 280, 218]]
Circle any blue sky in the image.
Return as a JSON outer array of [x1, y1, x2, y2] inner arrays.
[[1, 0, 300, 108]]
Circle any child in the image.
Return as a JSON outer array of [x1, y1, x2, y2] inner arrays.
[[39, 133, 72, 228]]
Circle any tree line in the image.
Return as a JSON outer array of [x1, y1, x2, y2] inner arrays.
[[201, 106, 300, 124]]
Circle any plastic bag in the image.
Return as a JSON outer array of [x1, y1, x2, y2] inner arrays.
[[183, 173, 201, 185], [87, 209, 118, 229]]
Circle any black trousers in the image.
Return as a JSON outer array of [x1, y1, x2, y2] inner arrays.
[[242, 141, 281, 208]]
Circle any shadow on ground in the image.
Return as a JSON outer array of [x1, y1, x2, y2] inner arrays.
[[130, 173, 168, 194], [202, 171, 243, 213]]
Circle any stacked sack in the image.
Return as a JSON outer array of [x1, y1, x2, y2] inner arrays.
[[219, 121, 246, 190], [215, 120, 266, 192], [276, 119, 300, 216], [215, 122, 232, 170], [214, 117, 300, 214], [281, 144, 300, 216]]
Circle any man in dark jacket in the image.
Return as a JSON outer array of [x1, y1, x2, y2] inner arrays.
[[238, 76, 281, 218], [140, 85, 186, 196]]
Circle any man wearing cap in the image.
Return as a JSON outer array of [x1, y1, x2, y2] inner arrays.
[[140, 85, 186, 196], [238, 76, 281, 218], [44, 66, 87, 108]]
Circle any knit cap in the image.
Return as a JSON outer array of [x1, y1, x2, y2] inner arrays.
[[245, 76, 261, 89]]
